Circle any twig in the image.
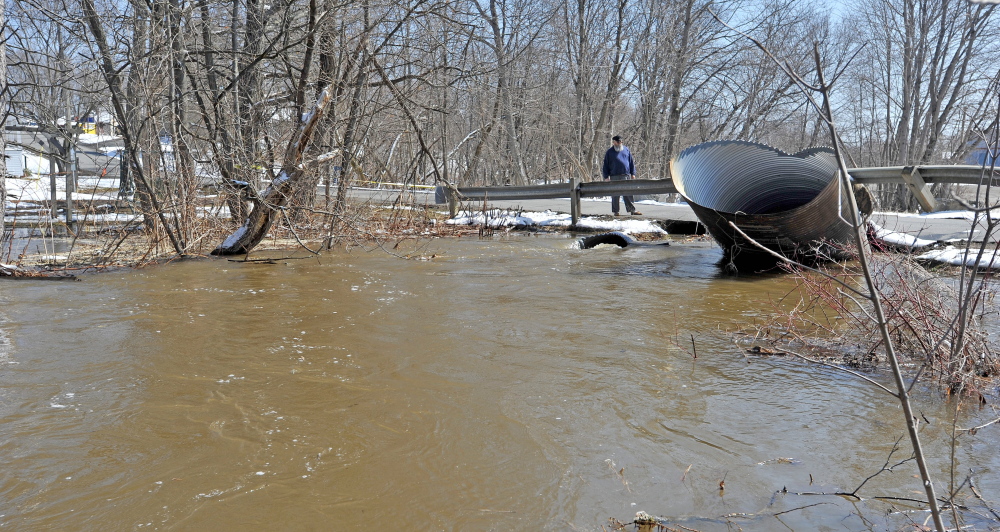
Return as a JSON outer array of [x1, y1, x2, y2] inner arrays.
[[957, 416, 1000, 434], [850, 436, 912, 495], [280, 207, 320, 254], [969, 471, 1000, 521], [772, 502, 833, 517]]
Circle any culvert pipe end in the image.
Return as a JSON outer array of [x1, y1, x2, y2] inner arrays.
[[670, 141, 856, 268]]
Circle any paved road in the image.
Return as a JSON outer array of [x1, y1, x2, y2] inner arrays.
[[7, 130, 121, 176], [348, 187, 996, 244]]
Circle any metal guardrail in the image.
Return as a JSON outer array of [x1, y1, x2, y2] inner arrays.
[[435, 178, 678, 224], [355, 180, 436, 190], [435, 165, 1000, 223], [578, 179, 677, 197], [434, 178, 676, 203], [438, 182, 574, 202], [848, 165, 1000, 212], [848, 165, 1000, 185]]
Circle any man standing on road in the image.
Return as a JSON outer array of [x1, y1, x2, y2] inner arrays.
[[602, 135, 642, 216]]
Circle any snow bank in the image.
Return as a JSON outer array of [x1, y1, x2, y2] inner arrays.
[[917, 246, 1000, 269], [869, 222, 936, 249], [573, 216, 666, 234], [883, 210, 1000, 221], [4, 177, 118, 205], [445, 209, 666, 234], [76, 133, 122, 144]]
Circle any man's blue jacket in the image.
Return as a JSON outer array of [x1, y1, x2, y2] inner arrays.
[[602, 146, 636, 179]]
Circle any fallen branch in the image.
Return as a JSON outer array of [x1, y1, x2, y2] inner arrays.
[[2, 262, 80, 280]]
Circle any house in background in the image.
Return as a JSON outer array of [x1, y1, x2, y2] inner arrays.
[[4, 146, 25, 177], [965, 135, 999, 167], [79, 111, 116, 135]]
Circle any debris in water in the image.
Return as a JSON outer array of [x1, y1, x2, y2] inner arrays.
[[578, 231, 636, 248], [757, 457, 800, 466]]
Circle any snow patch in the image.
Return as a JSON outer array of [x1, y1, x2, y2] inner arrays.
[[219, 224, 250, 249], [445, 209, 666, 234], [869, 222, 936, 249], [880, 210, 1000, 221], [76, 133, 122, 144], [917, 246, 1000, 269]]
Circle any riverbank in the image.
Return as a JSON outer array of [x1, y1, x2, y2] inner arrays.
[[2, 193, 684, 275], [4, 183, 1000, 275]]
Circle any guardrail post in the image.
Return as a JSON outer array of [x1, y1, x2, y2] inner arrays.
[[570, 177, 580, 226], [574, 179, 583, 222], [901, 166, 937, 212]]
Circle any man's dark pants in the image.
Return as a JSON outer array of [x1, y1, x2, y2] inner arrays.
[[609, 174, 636, 214]]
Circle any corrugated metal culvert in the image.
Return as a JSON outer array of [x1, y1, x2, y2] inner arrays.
[[670, 140, 857, 270]]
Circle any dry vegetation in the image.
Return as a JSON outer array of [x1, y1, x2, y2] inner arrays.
[[737, 253, 1000, 399], [1, 195, 477, 275]]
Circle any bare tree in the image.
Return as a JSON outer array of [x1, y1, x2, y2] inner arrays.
[[212, 86, 334, 254], [5, 0, 96, 206], [473, 0, 553, 185], [0, 0, 6, 241], [630, 0, 734, 177], [847, 0, 998, 210], [557, 0, 630, 178]]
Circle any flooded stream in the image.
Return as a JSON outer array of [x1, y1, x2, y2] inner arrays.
[[1, 234, 998, 530]]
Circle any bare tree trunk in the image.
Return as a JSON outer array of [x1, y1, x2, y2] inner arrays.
[[234, 0, 267, 201], [212, 87, 333, 255], [583, 0, 626, 171], [81, 0, 184, 254], [167, 0, 194, 249], [0, 0, 6, 242], [333, 9, 369, 220], [663, 0, 696, 163], [479, 0, 530, 185]]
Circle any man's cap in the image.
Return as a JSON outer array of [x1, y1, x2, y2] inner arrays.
[[612, 135, 621, 142]]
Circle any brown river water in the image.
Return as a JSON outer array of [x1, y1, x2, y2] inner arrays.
[[1, 234, 998, 531]]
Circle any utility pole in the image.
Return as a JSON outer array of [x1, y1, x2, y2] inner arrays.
[[64, 99, 75, 233], [66, 140, 76, 232], [48, 142, 56, 211]]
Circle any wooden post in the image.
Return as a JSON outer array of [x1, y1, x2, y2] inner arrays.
[[901, 166, 937, 213], [448, 188, 459, 218], [570, 177, 579, 226]]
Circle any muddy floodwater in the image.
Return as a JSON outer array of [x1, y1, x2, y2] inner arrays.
[[1, 234, 998, 531]]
